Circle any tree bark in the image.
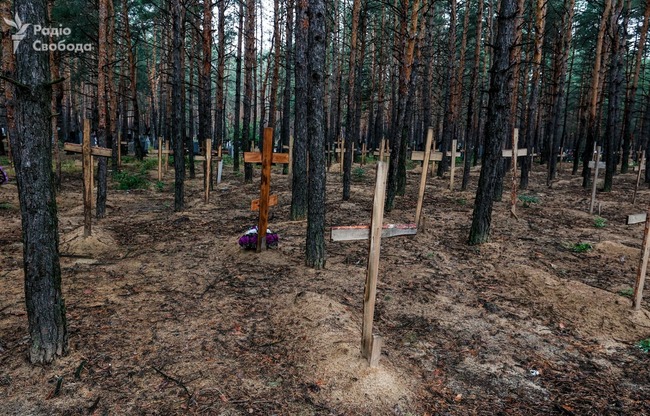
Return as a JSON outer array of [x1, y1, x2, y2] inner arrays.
[[243, 0, 255, 183], [281, 0, 294, 173], [469, 0, 518, 245], [97, 0, 109, 217], [233, 1, 244, 172], [9, 0, 68, 364], [172, 0, 185, 210], [291, 0, 309, 219], [306, 0, 327, 269]]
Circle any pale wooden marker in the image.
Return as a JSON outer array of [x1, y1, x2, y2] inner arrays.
[[330, 161, 416, 367], [415, 127, 434, 227], [589, 146, 602, 215], [633, 203, 650, 310], [633, 151, 645, 205], [449, 139, 458, 191], [362, 161, 387, 366], [63, 120, 111, 237], [510, 129, 519, 218], [244, 127, 290, 252]]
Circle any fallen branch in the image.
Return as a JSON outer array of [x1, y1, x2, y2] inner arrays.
[[152, 366, 193, 402]]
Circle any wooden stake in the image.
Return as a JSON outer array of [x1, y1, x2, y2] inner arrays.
[[511, 128, 519, 218], [633, 203, 650, 310], [362, 161, 387, 363], [449, 139, 457, 191], [158, 137, 163, 181], [288, 135, 294, 175], [415, 128, 434, 227], [82, 120, 92, 237], [633, 151, 644, 205], [217, 144, 223, 184], [589, 146, 602, 214], [256, 128, 273, 252], [204, 139, 212, 203]]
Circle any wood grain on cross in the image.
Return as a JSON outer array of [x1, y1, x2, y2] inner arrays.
[[244, 127, 289, 252], [63, 119, 111, 237], [330, 162, 416, 367], [501, 128, 527, 218]]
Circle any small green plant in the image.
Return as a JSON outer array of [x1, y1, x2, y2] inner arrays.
[[456, 198, 467, 206], [618, 288, 634, 298], [113, 172, 148, 190], [138, 158, 158, 174], [222, 155, 233, 166], [572, 242, 593, 253], [0, 202, 13, 210], [154, 181, 165, 192], [352, 167, 366, 181], [518, 194, 540, 208], [60, 160, 79, 173], [406, 159, 418, 170], [594, 216, 607, 228], [637, 338, 650, 353], [0, 156, 10, 166]]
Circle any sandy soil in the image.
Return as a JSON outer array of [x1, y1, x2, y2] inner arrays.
[[1, 156, 649, 415]]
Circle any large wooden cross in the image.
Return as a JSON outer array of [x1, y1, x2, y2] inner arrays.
[[63, 119, 111, 237], [502, 128, 527, 217], [625, 204, 650, 311], [411, 138, 460, 190], [331, 162, 416, 367], [244, 127, 289, 252], [194, 140, 224, 203]]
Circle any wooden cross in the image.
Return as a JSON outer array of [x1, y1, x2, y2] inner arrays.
[[633, 151, 645, 205], [63, 119, 111, 237], [501, 129, 525, 217], [625, 204, 650, 310], [330, 162, 416, 367], [194, 140, 224, 203], [374, 139, 390, 162], [148, 137, 174, 181], [589, 146, 603, 214], [244, 127, 289, 252], [411, 138, 460, 190], [414, 127, 434, 227]]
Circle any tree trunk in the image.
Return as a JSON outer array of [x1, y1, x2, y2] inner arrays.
[[469, 0, 518, 245], [621, 0, 650, 173], [172, 0, 185, 210], [96, 0, 109, 218], [9, 0, 68, 364], [199, 0, 212, 170], [215, 0, 226, 149], [291, 0, 309, 219], [233, 1, 244, 172], [604, 0, 625, 191], [462, 0, 484, 191], [343, 0, 363, 201], [306, 0, 327, 269], [243, 0, 255, 183], [281, 0, 294, 173], [582, 0, 613, 187], [438, 0, 458, 177]]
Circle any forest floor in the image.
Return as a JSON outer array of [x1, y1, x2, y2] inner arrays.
[[1, 154, 650, 415]]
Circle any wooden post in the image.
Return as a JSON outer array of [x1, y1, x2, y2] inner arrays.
[[157, 137, 163, 181], [82, 120, 92, 237], [379, 138, 385, 162], [204, 139, 212, 203], [340, 138, 345, 175], [449, 139, 457, 191], [288, 135, 294, 175], [256, 128, 274, 252], [589, 146, 602, 214], [362, 161, 387, 365], [633, 151, 644, 205], [511, 128, 519, 217], [633, 203, 650, 310], [415, 128, 434, 227], [117, 131, 121, 167], [217, 144, 223, 184]]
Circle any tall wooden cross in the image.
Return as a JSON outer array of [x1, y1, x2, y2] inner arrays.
[[588, 146, 604, 214], [331, 162, 417, 367], [244, 127, 289, 252], [411, 138, 460, 190], [63, 119, 111, 237], [626, 204, 650, 311], [501, 128, 528, 217]]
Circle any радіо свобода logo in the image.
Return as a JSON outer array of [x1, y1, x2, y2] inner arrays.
[[3, 13, 30, 53]]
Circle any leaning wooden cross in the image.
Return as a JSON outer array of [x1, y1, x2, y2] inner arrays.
[[331, 162, 417, 368], [502, 128, 526, 217], [63, 119, 111, 237], [626, 204, 650, 311], [244, 127, 289, 252], [588, 146, 604, 214], [411, 138, 460, 190]]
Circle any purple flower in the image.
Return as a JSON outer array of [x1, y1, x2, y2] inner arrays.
[[0, 166, 7, 185], [238, 226, 279, 249]]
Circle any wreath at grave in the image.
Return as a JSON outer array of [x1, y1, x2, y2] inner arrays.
[[238, 226, 279, 250], [0, 166, 8, 185]]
